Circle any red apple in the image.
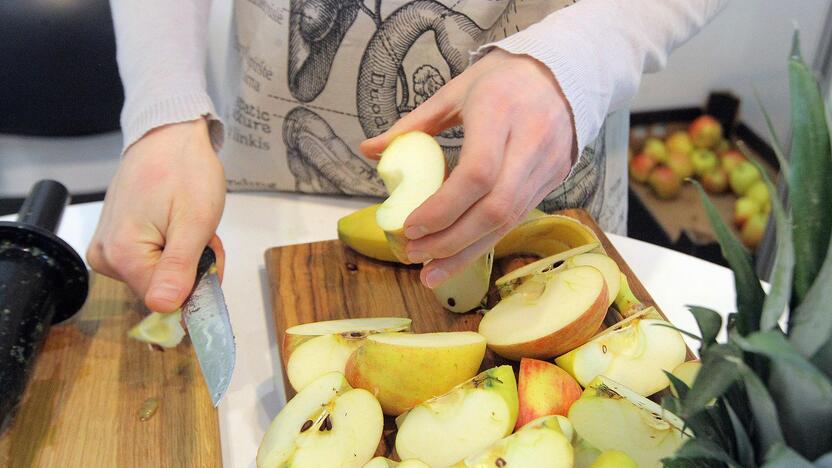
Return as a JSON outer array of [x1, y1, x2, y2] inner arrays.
[[689, 115, 723, 149], [734, 197, 762, 228], [665, 131, 694, 155], [720, 149, 746, 174], [666, 151, 695, 179], [715, 138, 732, 155], [701, 169, 728, 194], [629, 153, 656, 183], [647, 166, 682, 200], [729, 161, 762, 196], [642, 137, 668, 163], [691, 149, 719, 177], [515, 358, 582, 430], [741, 212, 769, 250]]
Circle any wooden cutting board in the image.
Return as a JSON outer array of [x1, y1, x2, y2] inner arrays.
[[265, 208, 692, 402], [0, 275, 221, 468]]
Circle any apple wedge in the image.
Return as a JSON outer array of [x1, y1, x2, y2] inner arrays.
[[395, 366, 518, 467], [516, 358, 582, 429], [494, 214, 601, 259], [568, 376, 690, 468], [256, 372, 383, 468], [613, 273, 644, 317], [432, 249, 493, 313], [363, 458, 429, 468], [282, 317, 412, 363], [338, 204, 399, 263], [494, 242, 600, 294], [346, 331, 486, 415], [376, 131, 446, 263], [670, 360, 702, 397], [555, 309, 686, 396], [479, 265, 608, 360], [563, 253, 621, 306]]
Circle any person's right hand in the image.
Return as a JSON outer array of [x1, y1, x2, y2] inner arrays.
[[87, 118, 226, 313]]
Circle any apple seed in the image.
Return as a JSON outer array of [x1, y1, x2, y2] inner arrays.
[[495, 457, 507, 467], [300, 419, 313, 432]]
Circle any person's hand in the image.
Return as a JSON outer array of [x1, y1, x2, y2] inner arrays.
[[87, 118, 226, 312], [360, 49, 577, 288]]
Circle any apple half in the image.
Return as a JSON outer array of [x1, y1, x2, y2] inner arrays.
[[346, 331, 486, 415], [555, 308, 687, 396], [568, 376, 690, 468], [563, 253, 621, 306], [494, 214, 601, 259], [376, 131, 446, 264], [432, 249, 494, 313], [363, 458, 429, 468], [515, 358, 583, 430], [494, 242, 600, 294], [479, 265, 609, 360], [395, 365, 518, 467], [282, 317, 412, 363], [256, 372, 383, 468]]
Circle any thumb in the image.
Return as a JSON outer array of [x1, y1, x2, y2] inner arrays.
[[144, 222, 213, 312]]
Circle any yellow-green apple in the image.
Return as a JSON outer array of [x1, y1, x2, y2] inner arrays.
[[256, 372, 383, 468], [363, 458, 429, 468], [563, 252, 621, 306], [746, 180, 772, 213], [555, 310, 687, 396], [493, 214, 600, 260], [670, 360, 701, 397], [688, 115, 723, 148], [647, 166, 682, 200], [282, 317, 412, 364], [665, 131, 694, 155], [516, 358, 582, 429], [701, 168, 729, 194], [691, 148, 719, 177], [729, 161, 762, 196], [453, 414, 574, 468], [375, 131, 446, 263], [590, 450, 638, 468], [345, 331, 486, 415], [520, 414, 575, 440], [433, 249, 493, 313], [568, 376, 690, 468], [666, 151, 695, 179], [395, 366, 518, 467], [614, 273, 644, 317], [495, 242, 600, 294], [720, 149, 746, 173], [741, 212, 769, 250], [714, 137, 732, 155], [480, 265, 608, 360], [733, 196, 762, 228], [628, 153, 656, 183], [642, 137, 667, 163]]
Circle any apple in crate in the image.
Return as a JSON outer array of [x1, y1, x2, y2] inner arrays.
[[733, 196, 762, 228], [629, 153, 656, 182], [670, 360, 702, 397], [729, 161, 762, 196], [720, 149, 746, 173], [556, 308, 687, 396], [647, 166, 682, 200], [688, 115, 723, 148], [395, 366, 518, 467], [346, 331, 486, 415], [665, 131, 694, 155], [666, 151, 695, 179], [701, 168, 729, 194], [516, 358, 582, 430], [642, 137, 667, 162], [479, 265, 608, 360], [741, 212, 769, 249], [746, 180, 772, 213], [256, 372, 383, 468], [691, 148, 719, 177]]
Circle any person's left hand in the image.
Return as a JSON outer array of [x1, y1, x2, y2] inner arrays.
[[360, 49, 577, 289]]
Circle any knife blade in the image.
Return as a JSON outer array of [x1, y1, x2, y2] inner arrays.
[[181, 246, 236, 407]]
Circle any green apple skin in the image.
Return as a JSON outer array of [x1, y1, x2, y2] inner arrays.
[[691, 149, 719, 177], [665, 131, 694, 155], [741, 212, 769, 250], [746, 180, 771, 213], [701, 168, 728, 194], [720, 149, 746, 173], [733, 197, 762, 228], [642, 138, 667, 163], [729, 161, 762, 196]]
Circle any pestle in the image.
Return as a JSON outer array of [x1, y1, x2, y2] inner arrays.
[[0, 180, 89, 433]]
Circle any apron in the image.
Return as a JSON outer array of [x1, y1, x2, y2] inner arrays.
[[220, 0, 629, 234]]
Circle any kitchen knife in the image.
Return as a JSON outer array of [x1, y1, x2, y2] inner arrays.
[[182, 246, 236, 407]]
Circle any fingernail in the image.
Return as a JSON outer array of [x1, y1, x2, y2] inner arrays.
[[149, 284, 181, 305], [425, 268, 448, 289], [405, 225, 428, 240], [408, 250, 430, 263]]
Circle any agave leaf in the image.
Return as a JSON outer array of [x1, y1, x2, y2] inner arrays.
[[752, 86, 791, 180], [661, 458, 716, 468], [813, 339, 832, 378], [762, 443, 814, 468], [787, 30, 832, 303], [733, 330, 828, 381], [665, 370, 690, 401], [688, 306, 723, 350], [767, 361, 832, 458], [692, 182, 766, 335], [788, 220, 832, 357], [726, 356, 785, 449], [724, 400, 756, 468], [672, 439, 743, 468], [653, 322, 704, 342], [816, 451, 832, 468], [684, 344, 742, 413]]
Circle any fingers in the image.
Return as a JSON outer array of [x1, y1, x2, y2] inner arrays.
[[419, 229, 503, 288]]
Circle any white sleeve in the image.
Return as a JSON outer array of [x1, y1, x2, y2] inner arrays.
[[110, 0, 223, 152], [481, 0, 728, 153]]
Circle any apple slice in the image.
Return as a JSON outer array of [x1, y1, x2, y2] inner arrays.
[[516, 358, 582, 429], [555, 310, 686, 396], [395, 366, 518, 467], [590, 450, 638, 468], [282, 317, 412, 363], [363, 458, 429, 468], [432, 249, 493, 313], [495, 242, 600, 293], [568, 376, 690, 468], [479, 265, 608, 360], [613, 273, 644, 317], [256, 372, 383, 468], [563, 253, 621, 306], [494, 214, 601, 259], [376, 131, 446, 263], [670, 360, 702, 397], [346, 331, 486, 415]]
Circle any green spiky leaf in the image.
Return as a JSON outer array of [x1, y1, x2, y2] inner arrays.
[[665, 370, 691, 401], [768, 362, 832, 458], [752, 87, 791, 180], [724, 400, 755, 468], [762, 443, 814, 468], [815, 452, 832, 468], [673, 439, 743, 468], [727, 357, 784, 449], [788, 224, 832, 357], [688, 306, 723, 350], [732, 330, 827, 380], [684, 344, 742, 413]]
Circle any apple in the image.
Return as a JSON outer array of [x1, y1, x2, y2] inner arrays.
[[670, 360, 702, 397], [688, 115, 723, 148], [613, 273, 644, 317], [746, 180, 772, 213], [338, 204, 399, 263], [700, 168, 729, 194], [495, 242, 600, 294], [628, 153, 657, 183], [714, 137, 732, 155], [516, 358, 582, 430], [282, 317, 412, 363], [563, 252, 622, 306], [690, 148, 719, 177], [432, 250, 493, 313], [479, 265, 609, 360], [642, 137, 667, 163], [665, 131, 694, 155], [741, 212, 769, 250], [555, 309, 687, 396], [345, 331, 486, 415], [364, 458, 429, 468], [395, 366, 518, 467], [376, 131, 446, 263], [128, 310, 185, 348], [666, 151, 694, 179], [256, 372, 383, 468], [729, 161, 762, 196], [590, 450, 638, 468], [494, 214, 600, 259], [733, 196, 762, 228], [720, 149, 746, 173], [647, 166, 682, 200], [568, 376, 690, 468]]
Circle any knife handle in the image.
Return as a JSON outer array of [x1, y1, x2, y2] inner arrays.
[[194, 246, 217, 288]]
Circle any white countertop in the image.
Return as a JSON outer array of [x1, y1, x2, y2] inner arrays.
[[6, 192, 737, 467]]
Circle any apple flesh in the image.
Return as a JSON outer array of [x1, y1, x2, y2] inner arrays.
[[432, 249, 493, 313], [629, 153, 656, 183], [691, 148, 719, 177], [256, 372, 383, 468], [670, 360, 702, 397], [287, 333, 365, 392], [480, 265, 608, 360], [701, 168, 728, 194], [688, 115, 723, 149], [363, 458, 429, 468], [647, 166, 682, 200], [666, 151, 694, 179], [395, 366, 518, 467], [729, 161, 762, 196], [568, 376, 690, 468], [589, 450, 638, 468], [375, 131, 446, 263], [495, 242, 600, 295], [282, 317, 412, 364], [563, 252, 621, 306], [494, 215, 600, 259], [613, 273, 644, 317], [346, 331, 486, 415], [516, 358, 582, 430]]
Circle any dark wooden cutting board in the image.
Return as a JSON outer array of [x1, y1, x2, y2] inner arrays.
[[0, 275, 221, 468], [265, 208, 689, 401]]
